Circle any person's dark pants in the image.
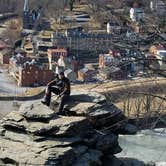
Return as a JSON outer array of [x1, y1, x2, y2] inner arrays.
[[58, 95, 70, 112], [44, 86, 60, 106], [44, 86, 70, 112]]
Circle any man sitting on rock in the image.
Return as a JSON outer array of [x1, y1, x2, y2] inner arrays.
[[41, 72, 71, 114]]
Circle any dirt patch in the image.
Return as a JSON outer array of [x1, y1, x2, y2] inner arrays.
[[23, 88, 43, 97]]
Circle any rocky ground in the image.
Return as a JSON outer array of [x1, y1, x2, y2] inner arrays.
[[0, 91, 145, 166]]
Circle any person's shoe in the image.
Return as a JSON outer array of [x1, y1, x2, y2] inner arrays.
[[41, 101, 49, 106], [56, 111, 65, 116]]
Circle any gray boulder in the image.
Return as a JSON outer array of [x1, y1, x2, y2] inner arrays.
[[87, 104, 123, 127], [2, 112, 90, 137], [19, 101, 54, 120], [0, 136, 76, 166], [0, 91, 137, 166], [96, 133, 121, 154], [70, 91, 106, 104], [115, 123, 138, 135], [0, 126, 5, 136], [73, 149, 103, 166]]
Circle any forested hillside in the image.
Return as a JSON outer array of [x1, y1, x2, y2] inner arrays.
[[0, 0, 155, 15]]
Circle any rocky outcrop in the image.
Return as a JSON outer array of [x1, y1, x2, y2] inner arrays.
[[0, 91, 138, 166]]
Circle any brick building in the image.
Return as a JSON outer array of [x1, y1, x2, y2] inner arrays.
[[9, 53, 53, 87], [18, 63, 53, 86], [47, 48, 78, 82], [0, 41, 9, 51], [0, 49, 12, 64]]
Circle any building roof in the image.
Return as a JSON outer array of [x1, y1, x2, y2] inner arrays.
[[24, 42, 33, 49], [0, 41, 10, 49], [151, 44, 165, 51], [0, 49, 12, 55], [40, 30, 54, 36], [48, 49, 67, 54], [100, 66, 120, 74], [64, 68, 72, 75], [36, 41, 53, 47], [79, 68, 89, 73]]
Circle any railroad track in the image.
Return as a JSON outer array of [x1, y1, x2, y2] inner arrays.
[[73, 77, 166, 93], [0, 13, 18, 23]]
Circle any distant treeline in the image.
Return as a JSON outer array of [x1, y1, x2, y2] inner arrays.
[[0, 0, 23, 14], [0, 0, 68, 17]]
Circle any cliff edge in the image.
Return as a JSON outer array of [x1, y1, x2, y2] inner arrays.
[[0, 91, 137, 166]]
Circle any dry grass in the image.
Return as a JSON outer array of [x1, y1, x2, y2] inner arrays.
[[115, 94, 166, 118], [72, 77, 166, 119], [23, 88, 43, 96], [72, 77, 166, 93]]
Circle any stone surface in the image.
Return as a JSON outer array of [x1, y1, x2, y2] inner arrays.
[[119, 158, 146, 166], [120, 123, 138, 135], [70, 91, 106, 104], [70, 102, 97, 115], [96, 133, 120, 154], [87, 104, 124, 128], [112, 122, 138, 135], [19, 101, 54, 120], [1, 111, 28, 133], [0, 91, 137, 166], [49, 116, 91, 136], [103, 156, 147, 166], [2, 114, 90, 137], [73, 149, 103, 166], [0, 126, 5, 136], [0, 137, 76, 166]]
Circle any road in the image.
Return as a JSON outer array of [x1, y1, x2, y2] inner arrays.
[[0, 67, 28, 95]]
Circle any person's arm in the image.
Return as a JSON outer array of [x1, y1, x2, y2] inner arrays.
[[59, 81, 70, 97], [47, 79, 57, 87]]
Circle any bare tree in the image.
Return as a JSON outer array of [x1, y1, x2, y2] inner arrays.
[[0, 19, 21, 47]]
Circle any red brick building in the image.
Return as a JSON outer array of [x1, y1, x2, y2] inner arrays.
[[0, 41, 11, 64], [18, 63, 53, 87], [0, 49, 12, 64], [9, 53, 53, 87], [0, 42, 9, 51]]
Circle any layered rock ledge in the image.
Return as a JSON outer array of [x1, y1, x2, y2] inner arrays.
[[0, 91, 137, 166]]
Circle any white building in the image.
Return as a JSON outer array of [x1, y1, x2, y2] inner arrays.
[[155, 0, 166, 15], [130, 8, 144, 22], [107, 22, 111, 34]]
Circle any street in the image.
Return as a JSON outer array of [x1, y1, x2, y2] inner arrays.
[[0, 67, 28, 95]]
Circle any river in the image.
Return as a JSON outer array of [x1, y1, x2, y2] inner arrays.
[[117, 128, 166, 165]]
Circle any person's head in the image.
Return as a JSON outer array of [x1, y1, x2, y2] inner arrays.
[[59, 72, 65, 80], [54, 73, 59, 78]]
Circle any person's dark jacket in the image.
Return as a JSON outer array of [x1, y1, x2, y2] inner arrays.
[[47, 75, 59, 87], [59, 77, 70, 96]]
